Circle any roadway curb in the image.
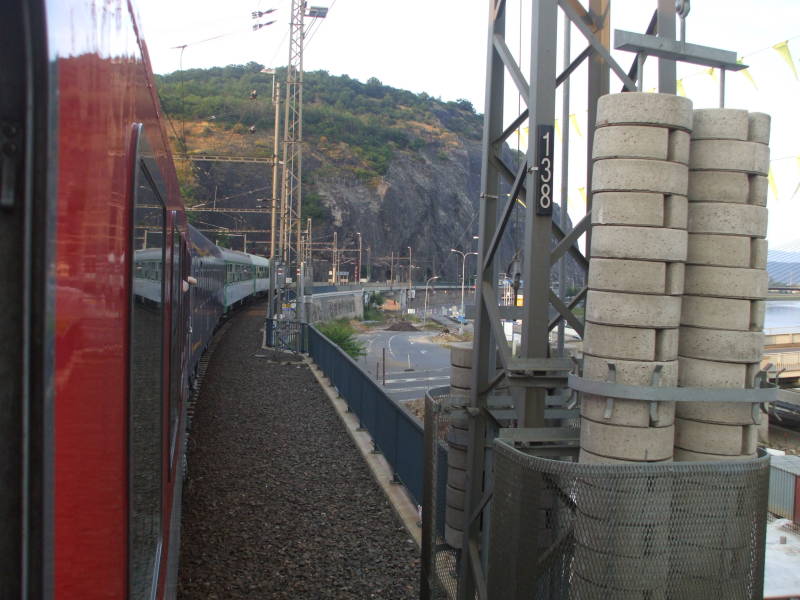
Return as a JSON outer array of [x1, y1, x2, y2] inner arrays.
[[304, 356, 422, 549]]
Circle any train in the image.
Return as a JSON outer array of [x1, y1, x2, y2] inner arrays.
[[1, 1, 276, 597]]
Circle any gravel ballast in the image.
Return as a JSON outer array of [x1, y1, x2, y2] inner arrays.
[[178, 303, 419, 598]]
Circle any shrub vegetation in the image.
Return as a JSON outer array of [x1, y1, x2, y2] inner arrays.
[[317, 319, 365, 359]]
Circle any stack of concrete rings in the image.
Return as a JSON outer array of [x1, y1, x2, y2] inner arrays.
[[580, 92, 693, 464], [675, 109, 771, 461], [444, 342, 506, 548], [444, 343, 474, 549], [448, 341, 506, 398], [444, 411, 468, 549]]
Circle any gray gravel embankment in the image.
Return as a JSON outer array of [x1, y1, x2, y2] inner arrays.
[[178, 303, 419, 599]]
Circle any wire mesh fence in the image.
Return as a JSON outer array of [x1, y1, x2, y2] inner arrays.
[[264, 318, 307, 352], [487, 440, 770, 600], [420, 387, 472, 600], [420, 387, 582, 599]]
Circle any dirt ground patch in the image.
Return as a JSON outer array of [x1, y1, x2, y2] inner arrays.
[[386, 321, 419, 332]]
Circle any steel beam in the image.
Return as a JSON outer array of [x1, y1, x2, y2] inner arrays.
[[615, 30, 746, 71], [656, 0, 677, 93], [560, 0, 636, 91], [586, 0, 610, 259], [517, 0, 558, 428]]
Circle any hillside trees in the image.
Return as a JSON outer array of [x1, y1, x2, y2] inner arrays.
[[155, 63, 481, 180]]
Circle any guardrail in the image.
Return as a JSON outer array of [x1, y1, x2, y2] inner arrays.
[[300, 324, 427, 506], [764, 351, 800, 375]]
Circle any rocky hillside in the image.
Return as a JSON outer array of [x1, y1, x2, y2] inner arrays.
[[156, 64, 578, 286]]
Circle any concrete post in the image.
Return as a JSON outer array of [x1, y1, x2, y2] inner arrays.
[[574, 91, 691, 600], [580, 92, 692, 464], [675, 109, 771, 461]]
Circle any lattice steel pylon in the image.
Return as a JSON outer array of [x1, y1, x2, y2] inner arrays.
[[456, 1, 686, 598], [279, 1, 327, 297]]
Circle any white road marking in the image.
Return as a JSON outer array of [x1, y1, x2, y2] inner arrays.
[[388, 334, 398, 359], [384, 375, 451, 384], [386, 384, 447, 393]]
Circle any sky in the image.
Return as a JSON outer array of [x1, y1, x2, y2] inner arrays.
[[135, 0, 800, 248]]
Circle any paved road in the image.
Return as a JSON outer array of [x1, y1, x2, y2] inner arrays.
[[356, 329, 453, 402]]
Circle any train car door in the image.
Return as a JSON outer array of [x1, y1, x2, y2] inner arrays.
[[0, 1, 52, 596]]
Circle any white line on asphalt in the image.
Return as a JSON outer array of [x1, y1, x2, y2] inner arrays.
[[386, 384, 446, 393], [384, 375, 451, 384]]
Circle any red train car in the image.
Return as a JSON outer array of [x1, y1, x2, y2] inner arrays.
[[0, 1, 225, 597]]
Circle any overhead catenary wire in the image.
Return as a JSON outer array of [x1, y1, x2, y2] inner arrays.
[[188, 185, 272, 205], [171, 25, 265, 51], [166, 13, 281, 154]]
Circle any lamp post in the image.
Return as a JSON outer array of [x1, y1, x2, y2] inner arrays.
[[357, 232, 362, 283], [423, 276, 439, 324], [450, 248, 478, 321], [407, 246, 413, 287]]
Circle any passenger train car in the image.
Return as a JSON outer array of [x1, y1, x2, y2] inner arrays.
[[1, 1, 270, 597]]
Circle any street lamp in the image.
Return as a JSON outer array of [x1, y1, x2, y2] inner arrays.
[[451, 248, 478, 321], [356, 232, 362, 284], [408, 246, 413, 287], [423, 276, 439, 324]]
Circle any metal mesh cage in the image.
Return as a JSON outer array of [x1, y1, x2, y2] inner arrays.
[[488, 440, 770, 600], [421, 388, 466, 600]]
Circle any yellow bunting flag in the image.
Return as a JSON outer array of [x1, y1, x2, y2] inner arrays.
[[676, 79, 687, 97], [737, 58, 758, 89], [773, 41, 798, 80], [768, 167, 779, 201], [569, 113, 583, 138], [554, 118, 562, 142], [516, 126, 529, 148], [706, 67, 718, 81], [578, 187, 587, 205]]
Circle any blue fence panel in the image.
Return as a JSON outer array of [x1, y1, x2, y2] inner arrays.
[[307, 324, 426, 507], [394, 410, 426, 503], [361, 379, 380, 448]]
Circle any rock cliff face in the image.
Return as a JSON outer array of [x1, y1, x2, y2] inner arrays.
[[305, 135, 484, 281]]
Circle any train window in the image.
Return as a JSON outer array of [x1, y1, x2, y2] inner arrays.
[[129, 129, 165, 600]]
